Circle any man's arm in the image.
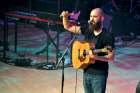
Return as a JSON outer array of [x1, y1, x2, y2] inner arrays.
[[89, 49, 115, 63], [61, 11, 81, 34], [94, 50, 115, 62], [94, 31, 115, 62]]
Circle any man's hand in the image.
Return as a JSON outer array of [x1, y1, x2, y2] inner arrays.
[[60, 11, 81, 34], [60, 11, 69, 18]]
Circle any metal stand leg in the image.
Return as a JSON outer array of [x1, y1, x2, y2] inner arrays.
[[3, 16, 8, 62], [14, 22, 18, 53]]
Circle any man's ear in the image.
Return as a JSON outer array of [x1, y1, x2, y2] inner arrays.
[[101, 16, 104, 21]]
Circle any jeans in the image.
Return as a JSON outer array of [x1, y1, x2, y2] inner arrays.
[[83, 72, 108, 93]]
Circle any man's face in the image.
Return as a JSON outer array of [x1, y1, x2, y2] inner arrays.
[[90, 10, 102, 25], [89, 9, 103, 30]]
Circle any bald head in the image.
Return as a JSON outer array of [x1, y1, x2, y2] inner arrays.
[[91, 8, 104, 17], [89, 8, 104, 24], [89, 8, 104, 30]]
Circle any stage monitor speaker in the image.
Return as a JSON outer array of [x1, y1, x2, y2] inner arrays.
[[36, 62, 56, 70], [14, 57, 32, 66]]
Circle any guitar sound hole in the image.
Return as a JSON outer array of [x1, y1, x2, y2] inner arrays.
[[83, 50, 86, 57]]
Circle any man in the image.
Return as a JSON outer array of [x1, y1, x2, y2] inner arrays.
[[60, 8, 115, 93]]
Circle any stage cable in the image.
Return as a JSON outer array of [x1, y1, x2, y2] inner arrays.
[[75, 69, 78, 93]]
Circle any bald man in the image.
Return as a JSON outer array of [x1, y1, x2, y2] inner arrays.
[[61, 8, 115, 93]]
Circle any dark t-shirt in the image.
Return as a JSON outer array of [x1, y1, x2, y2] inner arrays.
[[80, 22, 115, 75]]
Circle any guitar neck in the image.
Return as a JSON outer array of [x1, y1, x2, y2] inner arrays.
[[93, 49, 103, 54], [84, 49, 104, 56]]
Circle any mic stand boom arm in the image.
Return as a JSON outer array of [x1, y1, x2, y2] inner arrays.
[[55, 36, 76, 68]]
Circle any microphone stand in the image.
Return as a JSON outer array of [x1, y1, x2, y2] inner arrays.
[[57, 0, 79, 92], [56, 36, 76, 93]]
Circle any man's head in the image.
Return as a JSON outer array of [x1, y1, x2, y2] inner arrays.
[[89, 8, 104, 30]]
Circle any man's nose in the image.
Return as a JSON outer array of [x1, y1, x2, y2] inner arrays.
[[90, 19, 94, 23]]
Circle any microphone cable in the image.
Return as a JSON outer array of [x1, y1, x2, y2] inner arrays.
[[74, 69, 78, 93]]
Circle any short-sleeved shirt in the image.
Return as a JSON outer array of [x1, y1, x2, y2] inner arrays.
[[80, 22, 115, 75]]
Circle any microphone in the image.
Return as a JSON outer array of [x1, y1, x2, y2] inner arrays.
[[88, 20, 93, 24]]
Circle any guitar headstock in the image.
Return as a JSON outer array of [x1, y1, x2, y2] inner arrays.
[[106, 45, 113, 51], [101, 46, 112, 53], [102, 46, 113, 52]]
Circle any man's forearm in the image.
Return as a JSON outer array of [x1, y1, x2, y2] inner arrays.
[[62, 17, 70, 29], [94, 55, 114, 62]]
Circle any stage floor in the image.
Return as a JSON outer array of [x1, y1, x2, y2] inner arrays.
[[0, 41, 140, 93], [0, 23, 140, 93]]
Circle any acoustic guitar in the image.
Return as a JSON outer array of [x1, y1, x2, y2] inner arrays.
[[71, 40, 111, 69]]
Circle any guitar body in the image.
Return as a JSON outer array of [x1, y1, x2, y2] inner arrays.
[[71, 40, 94, 69]]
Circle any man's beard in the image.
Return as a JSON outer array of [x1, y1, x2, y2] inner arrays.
[[89, 21, 102, 31], [93, 21, 102, 30]]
